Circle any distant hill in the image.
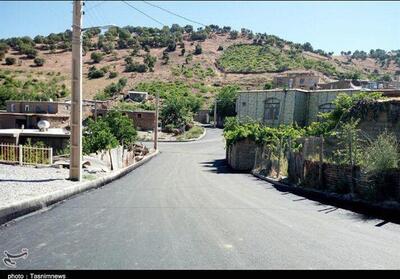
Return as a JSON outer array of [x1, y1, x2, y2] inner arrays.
[[0, 24, 399, 107]]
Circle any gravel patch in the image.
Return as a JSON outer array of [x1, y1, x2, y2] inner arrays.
[[0, 164, 105, 208]]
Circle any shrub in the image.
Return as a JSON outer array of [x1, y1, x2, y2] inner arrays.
[[109, 71, 118, 79], [90, 51, 104, 63], [104, 110, 137, 148], [216, 85, 240, 118], [83, 118, 119, 154], [5, 57, 16, 65], [33, 57, 45, 67], [88, 66, 105, 79], [194, 44, 202, 55], [361, 132, 399, 173], [144, 54, 157, 71]]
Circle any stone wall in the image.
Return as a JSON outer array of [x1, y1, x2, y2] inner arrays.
[[226, 139, 258, 171]]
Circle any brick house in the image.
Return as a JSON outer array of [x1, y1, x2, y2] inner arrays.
[[96, 109, 156, 131], [273, 72, 320, 90]]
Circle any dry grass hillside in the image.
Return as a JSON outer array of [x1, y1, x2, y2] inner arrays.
[[1, 30, 399, 102]]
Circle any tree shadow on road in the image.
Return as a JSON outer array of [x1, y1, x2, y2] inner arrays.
[[200, 159, 249, 174]]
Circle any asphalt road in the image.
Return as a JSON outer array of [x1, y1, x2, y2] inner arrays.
[[1, 128, 400, 269]]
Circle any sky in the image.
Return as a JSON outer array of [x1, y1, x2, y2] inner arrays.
[[0, 1, 399, 54]]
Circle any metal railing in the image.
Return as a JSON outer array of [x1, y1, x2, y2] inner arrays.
[[0, 144, 53, 166]]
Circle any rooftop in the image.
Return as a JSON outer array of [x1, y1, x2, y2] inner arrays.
[[0, 128, 70, 137]]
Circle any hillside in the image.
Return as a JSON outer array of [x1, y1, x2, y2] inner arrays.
[[0, 25, 399, 109]]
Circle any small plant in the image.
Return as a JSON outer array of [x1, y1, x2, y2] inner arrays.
[[109, 71, 118, 79], [90, 51, 104, 63], [194, 44, 202, 55], [33, 57, 45, 67], [5, 57, 16, 65]]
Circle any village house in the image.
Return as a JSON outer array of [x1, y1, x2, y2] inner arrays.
[[235, 88, 369, 127], [273, 71, 320, 90], [95, 108, 156, 131]]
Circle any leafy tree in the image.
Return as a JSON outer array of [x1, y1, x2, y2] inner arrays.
[[229, 30, 239, 40], [90, 51, 104, 63], [302, 42, 313, 52], [144, 53, 157, 71], [104, 110, 137, 147], [83, 118, 119, 154], [160, 94, 192, 131], [215, 85, 240, 119], [33, 57, 45, 67], [184, 25, 194, 33]]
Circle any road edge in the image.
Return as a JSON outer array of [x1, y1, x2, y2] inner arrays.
[[252, 171, 400, 223], [0, 150, 160, 226], [139, 126, 207, 143]]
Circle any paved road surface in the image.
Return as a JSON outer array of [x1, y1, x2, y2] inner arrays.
[[1, 128, 400, 269]]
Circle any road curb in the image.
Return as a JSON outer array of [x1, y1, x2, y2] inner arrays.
[[140, 126, 207, 143], [0, 150, 160, 226], [252, 172, 400, 223]]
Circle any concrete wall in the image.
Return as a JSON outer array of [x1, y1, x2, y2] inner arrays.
[[236, 89, 366, 127], [226, 139, 258, 171]]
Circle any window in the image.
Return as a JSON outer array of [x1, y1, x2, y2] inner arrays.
[[319, 103, 335, 113], [300, 78, 305, 84], [242, 102, 246, 107], [24, 105, 29, 112], [264, 98, 280, 121], [10, 104, 15, 112], [137, 113, 142, 119]]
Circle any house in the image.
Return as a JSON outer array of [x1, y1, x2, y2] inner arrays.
[[96, 109, 156, 131], [273, 71, 320, 90], [194, 109, 210, 124], [318, 80, 362, 90], [235, 88, 369, 127], [125, 91, 149, 102], [0, 101, 70, 129]]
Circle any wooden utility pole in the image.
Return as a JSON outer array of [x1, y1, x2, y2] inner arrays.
[[154, 91, 159, 150], [214, 98, 217, 128], [69, 0, 83, 181]]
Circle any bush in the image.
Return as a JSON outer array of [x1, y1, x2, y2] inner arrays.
[[104, 110, 137, 147], [144, 54, 157, 71], [125, 62, 148, 73], [160, 94, 193, 131], [90, 51, 104, 63], [5, 57, 16, 65], [83, 118, 119, 154], [88, 66, 105, 79], [361, 132, 399, 173], [109, 71, 118, 79], [33, 57, 45, 67], [216, 85, 240, 119], [194, 44, 202, 55]]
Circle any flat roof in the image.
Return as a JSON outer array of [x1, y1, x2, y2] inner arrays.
[[0, 128, 70, 137], [0, 112, 69, 117], [238, 88, 371, 94]]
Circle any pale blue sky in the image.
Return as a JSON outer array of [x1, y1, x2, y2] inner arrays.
[[0, 1, 399, 54]]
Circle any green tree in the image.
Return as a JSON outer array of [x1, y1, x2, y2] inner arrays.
[[144, 53, 157, 71], [90, 51, 104, 63], [5, 57, 16, 65], [83, 118, 119, 154], [160, 94, 192, 131], [194, 44, 202, 55], [104, 110, 137, 148], [216, 85, 240, 119]]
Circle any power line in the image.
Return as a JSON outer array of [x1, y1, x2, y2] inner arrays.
[[122, 1, 165, 27], [142, 0, 206, 27]]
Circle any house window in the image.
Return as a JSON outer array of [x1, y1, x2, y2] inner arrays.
[[242, 102, 246, 107], [264, 98, 280, 121], [24, 105, 29, 112], [10, 104, 15, 112], [300, 78, 305, 84], [137, 114, 142, 119], [319, 103, 335, 113]]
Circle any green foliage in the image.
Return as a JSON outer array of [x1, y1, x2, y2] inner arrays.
[[109, 71, 118, 79], [361, 131, 399, 173], [5, 57, 16, 65], [171, 63, 215, 80], [90, 51, 104, 63], [176, 126, 204, 140], [217, 44, 340, 76], [114, 101, 155, 111], [215, 85, 240, 118], [223, 118, 305, 148], [0, 75, 69, 109], [194, 44, 202, 55], [103, 110, 138, 147], [160, 94, 193, 131], [33, 57, 45, 67], [83, 118, 119, 154], [88, 66, 106, 79], [144, 53, 157, 71]]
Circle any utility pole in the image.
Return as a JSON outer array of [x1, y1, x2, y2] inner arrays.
[[154, 91, 159, 150], [213, 98, 217, 128], [70, 0, 83, 181]]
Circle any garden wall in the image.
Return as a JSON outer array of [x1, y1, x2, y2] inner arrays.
[[226, 139, 258, 171]]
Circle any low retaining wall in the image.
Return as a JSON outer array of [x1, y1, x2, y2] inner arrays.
[[226, 139, 258, 171]]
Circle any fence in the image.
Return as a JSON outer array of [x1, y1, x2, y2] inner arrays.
[[0, 144, 53, 166], [252, 136, 400, 203]]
